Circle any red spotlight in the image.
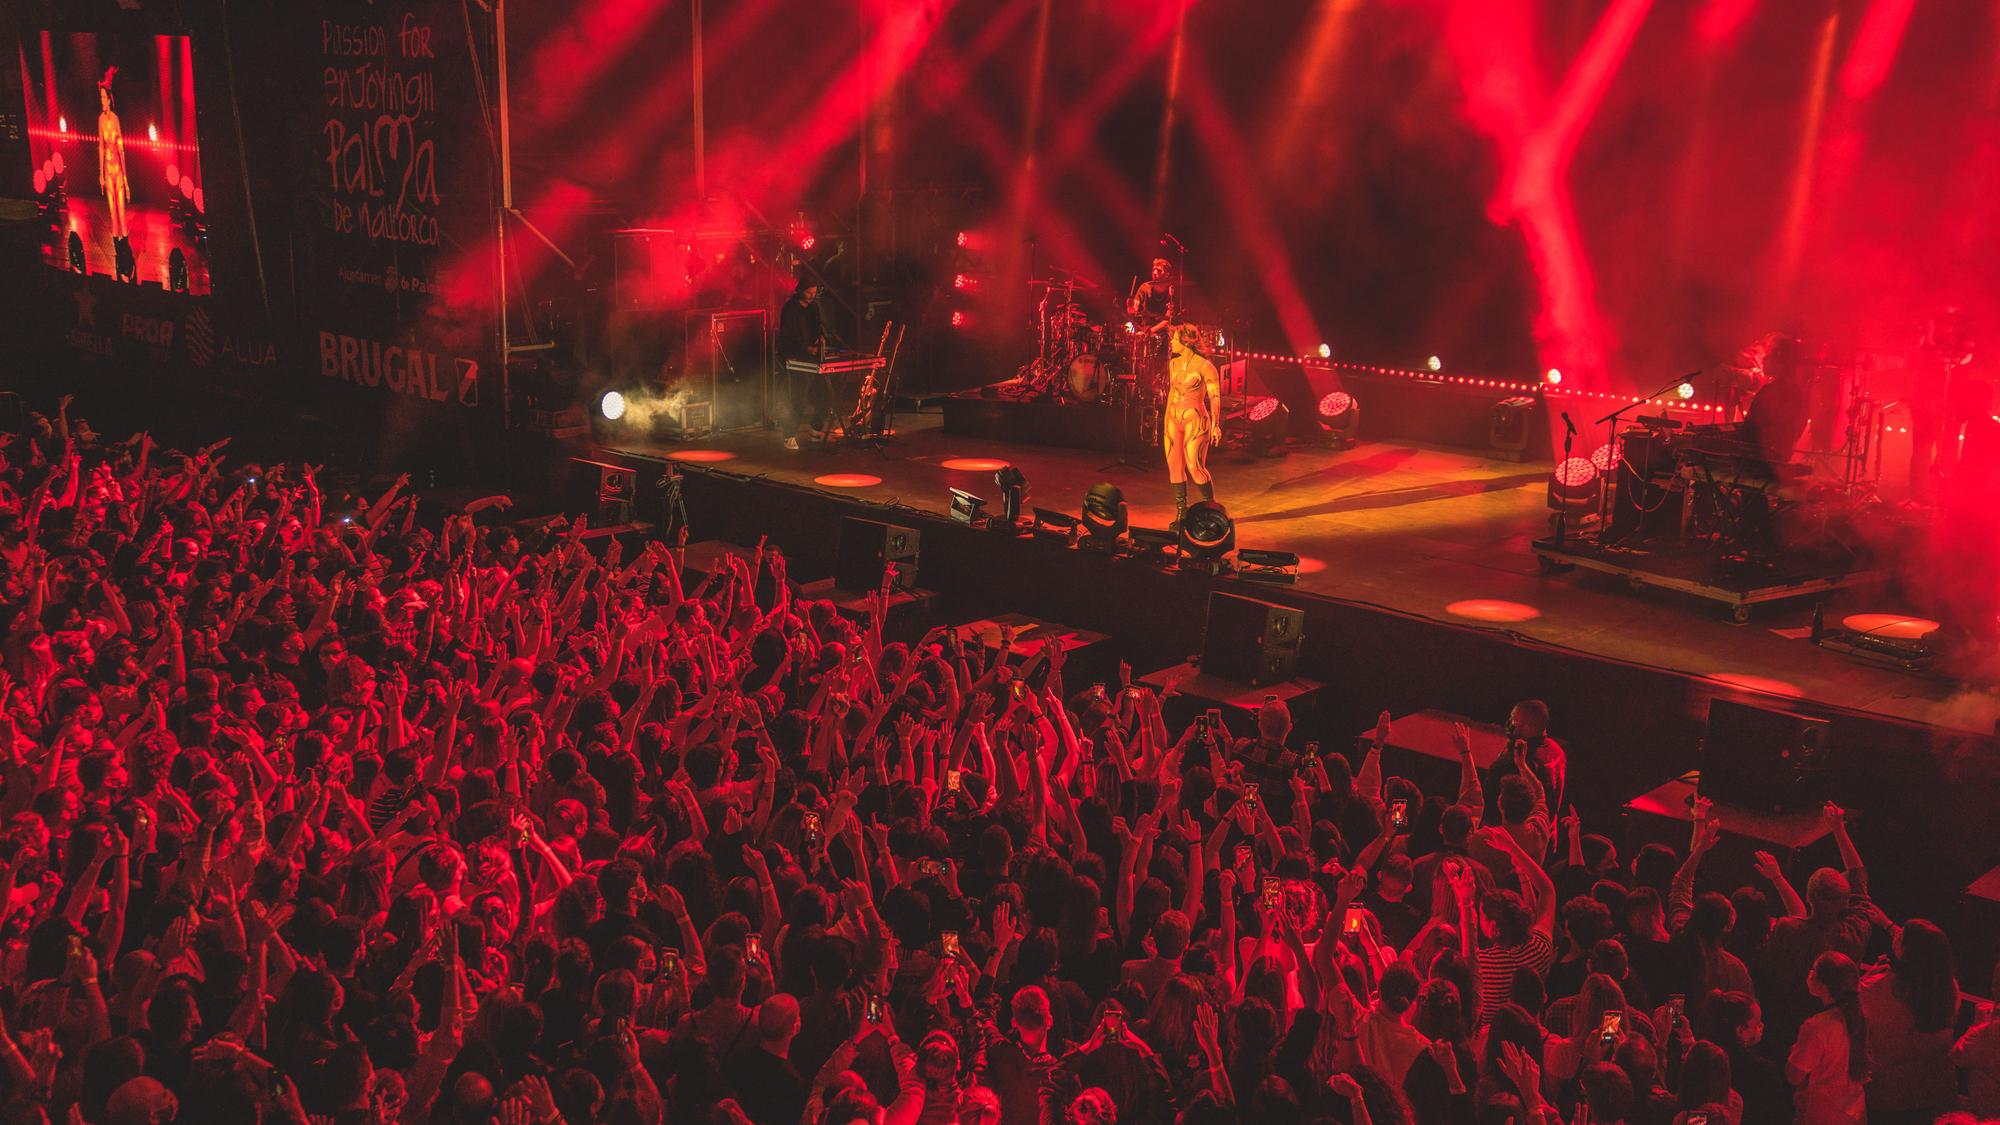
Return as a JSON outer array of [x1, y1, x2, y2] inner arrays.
[[1317, 391, 1355, 418], [51, 153, 63, 175], [1545, 368, 1563, 385], [1552, 457, 1599, 489], [1588, 441, 1622, 473], [815, 474, 882, 489], [955, 231, 970, 248], [1247, 397, 1281, 422], [799, 234, 816, 251], [950, 310, 968, 328], [952, 273, 975, 291], [32, 170, 45, 194], [167, 163, 179, 186], [1446, 599, 1542, 624]]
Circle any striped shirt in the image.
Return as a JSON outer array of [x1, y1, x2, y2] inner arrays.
[[1475, 931, 1555, 1025]]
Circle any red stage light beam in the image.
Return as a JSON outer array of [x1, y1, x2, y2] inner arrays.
[[1148, 0, 1190, 228], [1695, 0, 1759, 50], [1180, 71, 1324, 356], [1447, 0, 1652, 388], [1839, 0, 1918, 100], [1770, 9, 1840, 308]]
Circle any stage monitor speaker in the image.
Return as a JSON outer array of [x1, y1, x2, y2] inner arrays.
[[1200, 591, 1304, 686], [1700, 698, 1831, 814], [835, 517, 921, 593], [1489, 396, 1538, 461], [558, 455, 664, 527]]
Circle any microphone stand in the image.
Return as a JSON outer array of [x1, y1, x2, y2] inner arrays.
[[1590, 370, 1702, 530], [1557, 412, 1576, 545]]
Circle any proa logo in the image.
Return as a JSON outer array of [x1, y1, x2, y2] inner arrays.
[[121, 312, 176, 349]]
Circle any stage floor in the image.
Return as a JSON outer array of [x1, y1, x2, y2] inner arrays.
[[606, 411, 2000, 735], [46, 198, 212, 294]]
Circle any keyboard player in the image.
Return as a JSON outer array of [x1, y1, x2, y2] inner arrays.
[[776, 278, 839, 451]]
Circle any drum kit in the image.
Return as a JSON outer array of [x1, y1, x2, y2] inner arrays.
[[1009, 270, 1221, 410]]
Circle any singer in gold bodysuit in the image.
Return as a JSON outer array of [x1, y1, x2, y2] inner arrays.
[[1163, 323, 1221, 530]]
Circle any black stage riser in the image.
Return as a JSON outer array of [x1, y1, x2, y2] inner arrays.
[[667, 462, 2000, 922]]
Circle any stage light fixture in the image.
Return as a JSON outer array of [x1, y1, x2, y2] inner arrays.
[[1032, 507, 1080, 540], [1677, 381, 1695, 400], [1545, 368, 1563, 385], [1318, 390, 1360, 449], [953, 273, 974, 291], [599, 390, 627, 421], [956, 231, 970, 248], [58, 116, 66, 133], [1080, 483, 1128, 546], [1547, 456, 1602, 519], [994, 466, 1028, 525], [167, 163, 178, 186], [1179, 500, 1236, 561], [1238, 548, 1301, 585], [50, 153, 61, 175], [1245, 397, 1289, 457], [950, 310, 968, 328], [1427, 355, 1444, 372], [148, 123, 158, 142], [1317, 343, 1332, 359], [949, 488, 987, 525]]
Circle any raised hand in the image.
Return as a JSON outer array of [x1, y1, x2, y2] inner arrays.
[[1752, 850, 1785, 883]]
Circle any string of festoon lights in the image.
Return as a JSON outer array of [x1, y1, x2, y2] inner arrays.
[[1220, 348, 1731, 415]]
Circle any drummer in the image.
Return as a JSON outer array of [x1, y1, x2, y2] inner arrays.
[[1127, 258, 1177, 335]]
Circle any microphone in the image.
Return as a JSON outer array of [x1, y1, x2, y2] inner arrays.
[[1560, 411, 1576, 435]]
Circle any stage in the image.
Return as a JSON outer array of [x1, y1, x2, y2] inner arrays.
[[598, 409, 2000, 737]]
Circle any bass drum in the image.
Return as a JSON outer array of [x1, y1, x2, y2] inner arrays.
[[1065, 352, 1107, 402]]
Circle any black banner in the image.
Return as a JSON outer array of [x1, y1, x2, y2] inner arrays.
[[299, 0, 494, 417]]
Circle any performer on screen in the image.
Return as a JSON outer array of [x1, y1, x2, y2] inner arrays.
[[97, 68, 130, 243], [1164, 323, 1221, 531]]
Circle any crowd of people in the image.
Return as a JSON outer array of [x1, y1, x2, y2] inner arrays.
[[2, 405, 1999, 1125]]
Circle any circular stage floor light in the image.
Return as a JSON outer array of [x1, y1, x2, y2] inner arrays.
[[940, 457, 1012, 472], [1840, 613, 1940, 641], [815, 473, 883, 489], [1705, 673, 1805, 699], [1445, 599, 1541, 623], [668, 449, 737, 463]]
